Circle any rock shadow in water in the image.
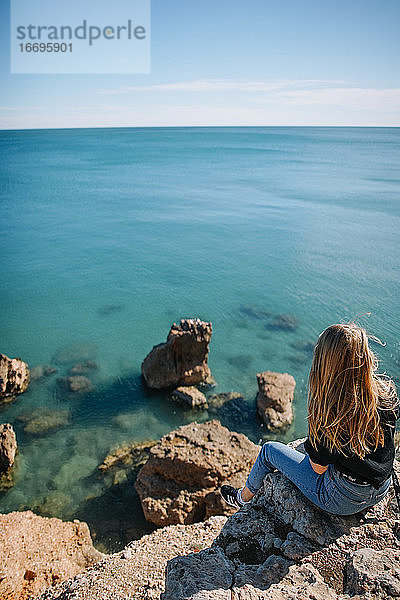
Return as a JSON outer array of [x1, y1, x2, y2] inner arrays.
[[287, 353, 310, 367], [267, 314, 300, 332], [290, 340, 315, 354], [226, 354, 253, 371], [238, 304, 272, 322], [97, 304, 125, 317], [207, 393, 258, 439]]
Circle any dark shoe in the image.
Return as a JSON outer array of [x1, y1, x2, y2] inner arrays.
[[220, 485, 244, 509]]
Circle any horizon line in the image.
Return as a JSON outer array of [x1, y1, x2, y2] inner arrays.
[[1, 124, 400, 133]]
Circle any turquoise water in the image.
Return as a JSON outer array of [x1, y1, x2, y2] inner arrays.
[[1, 127, 399, 550]]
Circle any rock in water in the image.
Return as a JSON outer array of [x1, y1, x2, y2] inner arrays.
[[135, 420, 260, 526], [0, 423, 17, 473], [0, 353, 30, 399], [171, 386, 208, 408], [256, 370, 296, 430], [141, 318, 213, 389], [0, 511, 104, 600]]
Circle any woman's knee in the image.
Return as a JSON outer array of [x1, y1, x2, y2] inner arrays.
[[260, 440, 285, 465]]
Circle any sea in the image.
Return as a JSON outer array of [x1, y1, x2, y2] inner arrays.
[[0, 126, 399, 551]]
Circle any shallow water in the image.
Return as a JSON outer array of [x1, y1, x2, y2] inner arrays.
[[1, 127, 399, 551]]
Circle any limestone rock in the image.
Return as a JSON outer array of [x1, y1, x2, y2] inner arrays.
[[346, 547, 400, 597], [0, 353, 30, 399], [0, 423, 17, 473], [135, 420, 260, 526], [162, 547, 234, 600], [0, 511, 104, 600], [171, 386, 208, 408], [141, 318, 213, 389], [256, 370, 295, 430], [37, 516, 227, 600]]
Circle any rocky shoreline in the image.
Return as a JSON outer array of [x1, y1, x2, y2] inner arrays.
[[24, 439, 400, 600], [1, 425, 400, 599], [1, 317, 399, 599]]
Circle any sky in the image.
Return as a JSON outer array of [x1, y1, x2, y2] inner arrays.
[[1, 0, 400, 129]]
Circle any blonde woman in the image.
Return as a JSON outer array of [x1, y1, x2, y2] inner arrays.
[[221, 322, 399, 515]]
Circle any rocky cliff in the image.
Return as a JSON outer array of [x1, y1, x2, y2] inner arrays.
[[163, 441, 400, 600]]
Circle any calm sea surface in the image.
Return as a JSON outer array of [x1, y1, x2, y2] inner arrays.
[[0, 127, 399, 550]]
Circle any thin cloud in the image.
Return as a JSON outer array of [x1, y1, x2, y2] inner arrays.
[[98, 78, 349, 95], [279, 87, 400, 110]]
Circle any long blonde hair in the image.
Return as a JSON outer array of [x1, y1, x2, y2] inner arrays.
[[308, 322, 397, 459]]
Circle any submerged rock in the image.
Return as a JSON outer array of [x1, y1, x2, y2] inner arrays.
[[0, 353, 30, 399], [57, 375, 92, 393], [256, 370, 296, 431], [207, 392, 256, 431], [17, 408, 70, 435], [207, 391, 243, 410], [97, 303, 125, 316], [171, 386, 208, 408], [227, 354, 253, 370], [30, 365, 58, 382], [68, 360, 98, 375], [290, 340, 315, 354], [0, 510, 104, 600], [268, 313, 300, 331], [0, 423, 17, 475], [99, 440, 155, 474], [162, 441, 400, 600], [98, 440, 156, 488], [141, 318, 213, 389], [52, 342, 97, 366], [239, 304, 272, 321], [135, 420, 260, 527]]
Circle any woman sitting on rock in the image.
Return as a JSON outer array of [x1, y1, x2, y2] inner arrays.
[[221, 322, 399, 515]]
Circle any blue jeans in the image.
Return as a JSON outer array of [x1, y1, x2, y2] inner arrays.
[[245, 441, 392, 516]]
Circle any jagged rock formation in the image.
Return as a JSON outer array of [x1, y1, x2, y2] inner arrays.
[[256, 370, 295, 430], [141, 318, 213, 389], [0, 511, 104, 600], [162, 441, 400, 600], [0, 353, 30, 400], [171, 386, 208, 408], [0, 423, 17, 490], [135, 420, 260, 526], [0, 423, 17, 473]]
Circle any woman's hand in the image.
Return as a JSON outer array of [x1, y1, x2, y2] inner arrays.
[[309, 459, 328, 474]]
